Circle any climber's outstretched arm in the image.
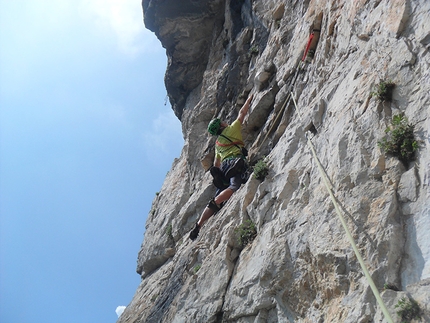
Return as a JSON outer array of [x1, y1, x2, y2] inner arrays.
[[237, 94, 253, 124]]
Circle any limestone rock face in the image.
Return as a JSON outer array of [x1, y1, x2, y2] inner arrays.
[[119, 1, 430, 322], [142, 0, 225, 119]]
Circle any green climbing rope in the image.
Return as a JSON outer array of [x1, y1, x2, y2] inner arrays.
[[291, 92, 394, 323]]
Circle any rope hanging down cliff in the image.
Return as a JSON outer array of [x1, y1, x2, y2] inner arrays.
[[290, 93, 394, 323], [252, 17, 394, 321]]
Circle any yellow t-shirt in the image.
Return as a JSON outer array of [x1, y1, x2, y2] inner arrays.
[[215, 119, 244, 161]]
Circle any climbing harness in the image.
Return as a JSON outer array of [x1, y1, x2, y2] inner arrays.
[[217, 134, 248, 157], [290, 93, 394, 323]]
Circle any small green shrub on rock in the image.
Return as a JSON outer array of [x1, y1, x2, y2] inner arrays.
[[253, 157, 269, 181], [249, 45, 259, 55], [166, 223, 173, 238], [371, 80, 395, 102], [235, 220, 257, 247], [193, 264, 201, 274], [383, 283, 399, 291], [378, 115, 418, 164], [246, 45, 259, 60], [395, 297, 421, 323]]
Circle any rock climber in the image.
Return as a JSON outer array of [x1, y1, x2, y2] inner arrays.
[[189, 94, 254, 241]]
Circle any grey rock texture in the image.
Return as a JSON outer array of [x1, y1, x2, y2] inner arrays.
[[143, 0, 226, 119], [120, 0, 430, 322]]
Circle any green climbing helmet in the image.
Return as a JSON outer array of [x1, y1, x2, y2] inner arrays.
[[207, 118, 222, 135]]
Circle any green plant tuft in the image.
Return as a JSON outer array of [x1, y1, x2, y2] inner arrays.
[[166, 223, 173, 238], [383, 283, 399, 291], [247, 45, 259, 60], [253, 157, 269, 181], [371, 80, 395, 102], [193, 264, 201, 274], [378, 115, 418, 165], [395, 297, 422, 323], [235, 220, 257, 247], [249, 45, 259, 55]]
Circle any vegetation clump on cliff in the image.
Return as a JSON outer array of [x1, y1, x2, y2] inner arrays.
[[395, 297, 422, 323], [235, 220, 257, 247], [253, 157, 269, 181], [371, 80, 395, 102], [378, 115, 418, 165]]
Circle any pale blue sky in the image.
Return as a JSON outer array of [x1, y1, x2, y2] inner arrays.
[[0, 1, 183, 322]]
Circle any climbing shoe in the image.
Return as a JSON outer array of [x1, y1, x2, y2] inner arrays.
[[189, 223, 200, 241], [210, 166, 229, 189], [207, 198, 222, 212], [225, 158, 245, 179]]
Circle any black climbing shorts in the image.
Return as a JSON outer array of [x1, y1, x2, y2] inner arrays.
[[218, 158, 246, 192]]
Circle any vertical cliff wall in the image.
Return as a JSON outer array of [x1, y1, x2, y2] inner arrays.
[[118, 0, 430, 322]]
